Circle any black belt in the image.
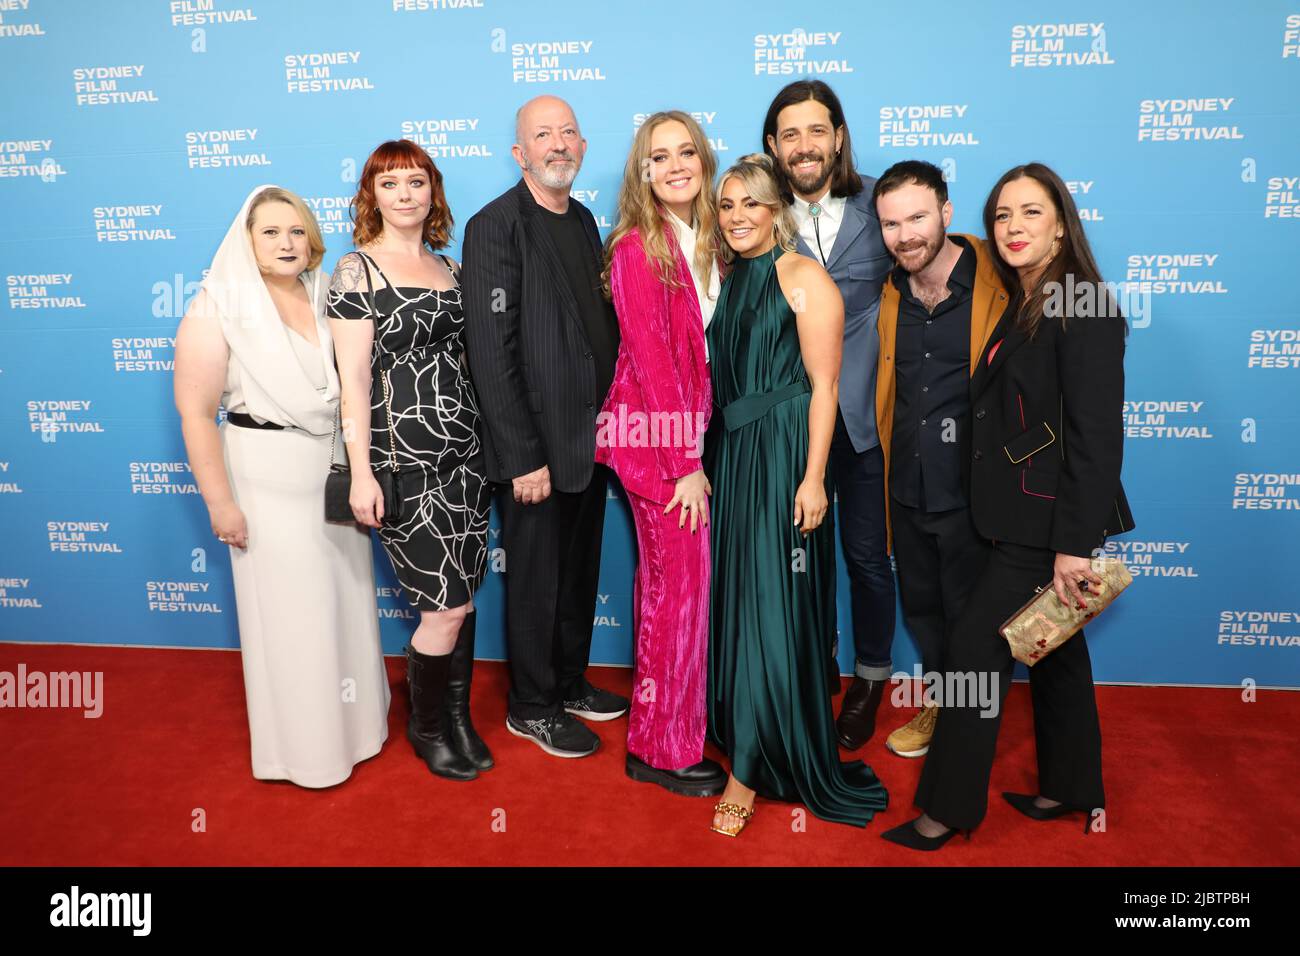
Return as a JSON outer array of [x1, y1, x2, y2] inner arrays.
[[227, 411, 286, 431], [720, 380, 811, 432]]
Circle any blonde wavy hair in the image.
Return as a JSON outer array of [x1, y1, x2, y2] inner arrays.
[[715, 153, 797, 264], [602, 111, 720, 295]]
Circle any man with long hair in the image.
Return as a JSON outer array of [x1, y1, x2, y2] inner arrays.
[[762, 80, 896, 750]]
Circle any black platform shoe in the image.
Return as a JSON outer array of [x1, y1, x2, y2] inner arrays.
[[625, 754, 727, 797]]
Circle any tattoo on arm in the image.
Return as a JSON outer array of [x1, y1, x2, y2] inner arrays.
[[331, 254, 364, 294]]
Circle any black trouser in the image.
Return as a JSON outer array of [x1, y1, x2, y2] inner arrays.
[[829, 410, 896, 679], [889, 497, 991, 678], [914, 541, 1105, 830], [496, 467, 608, 720]]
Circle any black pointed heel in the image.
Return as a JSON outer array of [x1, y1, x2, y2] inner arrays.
[[1001, 792, 1095, 833], [880, 817, 970, 852]]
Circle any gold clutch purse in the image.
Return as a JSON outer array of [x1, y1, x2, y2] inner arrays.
[[999, 557, 1132, 666]]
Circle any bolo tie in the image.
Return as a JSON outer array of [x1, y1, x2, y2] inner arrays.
[[809, 201, 827, 266]]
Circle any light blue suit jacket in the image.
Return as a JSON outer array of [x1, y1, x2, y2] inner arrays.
[[794, 174, 891, 453]]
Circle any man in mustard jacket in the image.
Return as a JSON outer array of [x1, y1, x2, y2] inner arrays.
[[873, 161, 1007, 757]]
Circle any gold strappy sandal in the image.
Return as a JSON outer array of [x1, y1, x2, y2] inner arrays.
[[710, 801, 755, 837]]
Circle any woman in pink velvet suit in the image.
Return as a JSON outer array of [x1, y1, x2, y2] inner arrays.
[[596, 111, 726, 797]]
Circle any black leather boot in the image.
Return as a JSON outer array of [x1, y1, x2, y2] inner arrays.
[[444, 610, 493, 771], [836, 677, 886, 750], [406, 645, 477, 781]]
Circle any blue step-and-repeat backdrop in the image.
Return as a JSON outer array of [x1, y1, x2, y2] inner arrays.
[[1, 0, 1297, 689]]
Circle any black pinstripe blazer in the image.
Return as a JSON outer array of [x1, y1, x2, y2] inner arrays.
[[461, 178, 619, 493]]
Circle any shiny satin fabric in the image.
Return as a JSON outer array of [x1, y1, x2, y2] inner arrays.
[[706, 246, 888, 826]]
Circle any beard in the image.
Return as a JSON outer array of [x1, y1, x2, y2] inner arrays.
[[525, 149, 579, 190], [893, 230, 945, 275], [782, 149, 833, 196]]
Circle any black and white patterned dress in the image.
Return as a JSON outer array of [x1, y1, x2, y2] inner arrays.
[[326, 250, 489, 611]]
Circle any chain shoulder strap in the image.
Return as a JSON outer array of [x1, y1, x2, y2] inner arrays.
[[379, 364, 399, 472], [328, 408, 341, 466]]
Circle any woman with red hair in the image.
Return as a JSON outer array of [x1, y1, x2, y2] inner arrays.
[[328, 140, 491, 781]]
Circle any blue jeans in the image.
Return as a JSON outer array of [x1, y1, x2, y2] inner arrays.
[[830, 410, 897, 680]]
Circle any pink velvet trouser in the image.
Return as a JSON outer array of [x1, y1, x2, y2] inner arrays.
[[625, 489, 710, 770]]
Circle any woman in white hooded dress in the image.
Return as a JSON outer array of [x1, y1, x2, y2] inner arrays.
[[174, 184, 390, 788]]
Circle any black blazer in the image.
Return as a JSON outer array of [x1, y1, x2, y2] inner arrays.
[[461, 179, 618, 493], [967, 302, 1135, 558]]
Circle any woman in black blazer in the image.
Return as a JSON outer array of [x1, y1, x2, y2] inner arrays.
[[882, 162, 1134, 851]]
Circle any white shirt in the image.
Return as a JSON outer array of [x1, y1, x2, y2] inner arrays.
[[666, 208, 721, 361], [791, 189, 847, 267]]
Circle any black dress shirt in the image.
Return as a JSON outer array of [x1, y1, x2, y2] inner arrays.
[[890, 236, 977, 513]]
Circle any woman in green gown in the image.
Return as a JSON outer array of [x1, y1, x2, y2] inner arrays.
[[707, 155, 888, 836]]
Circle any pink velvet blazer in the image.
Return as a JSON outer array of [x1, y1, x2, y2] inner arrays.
[[595, 225, 712, 505]]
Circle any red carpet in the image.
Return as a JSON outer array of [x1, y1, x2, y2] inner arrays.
[[1, 641, 1296, 866]]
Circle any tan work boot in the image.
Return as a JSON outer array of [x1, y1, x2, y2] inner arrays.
[[885, 704, 939, 758]]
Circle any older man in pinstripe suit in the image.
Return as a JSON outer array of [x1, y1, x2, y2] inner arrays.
[[462, 95, 628, 759]]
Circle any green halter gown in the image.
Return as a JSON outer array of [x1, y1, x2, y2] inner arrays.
[[706, 244, 889, 826]]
